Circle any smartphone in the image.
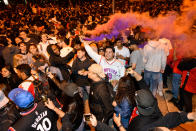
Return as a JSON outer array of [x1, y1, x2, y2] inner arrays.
[[84, 114, 91, 121]]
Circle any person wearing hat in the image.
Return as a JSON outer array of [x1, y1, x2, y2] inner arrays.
[[128, 89, 162, 131], [89, 106, 196, 131], [0, 85, 20, 131], [8, 88, 58, 131], [78, 64, 113, 123], [85, 64, 114, 124]]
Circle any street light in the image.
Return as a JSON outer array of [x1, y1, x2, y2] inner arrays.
[[3, 0, 9, 5], [112, 0, 115, 14]]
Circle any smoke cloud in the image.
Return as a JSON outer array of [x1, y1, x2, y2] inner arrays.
[[84, 0, 196, 58]]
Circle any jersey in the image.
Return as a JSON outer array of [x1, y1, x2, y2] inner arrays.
[[8, 102, 58, 131], [114, 46, 130, 65], [99, 56, 125, 81], [84, 43, 125, 81]]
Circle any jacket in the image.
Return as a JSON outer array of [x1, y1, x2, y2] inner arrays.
[[71, 57, 93, 87], [128, 100, 162, 131], [180, 68, 196, 93], [89, 80, 114, 123], [139, 112, 190, 131], [0, 103, 21, 131], [178, 57, 196, 93], [114, 98, 132, 129]]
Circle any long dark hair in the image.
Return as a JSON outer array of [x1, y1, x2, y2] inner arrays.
[[2, 65, 15, 76], [115, 76, 136, 106]]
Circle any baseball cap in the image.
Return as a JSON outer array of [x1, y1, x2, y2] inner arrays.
[[8, 88, 34, 109], [0, 90, 9, 108], [135, 89, 156, 116], [88, 64, 106, 78]]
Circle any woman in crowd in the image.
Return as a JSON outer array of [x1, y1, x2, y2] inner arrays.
[[112, 76, 136, 129], [28, 44, 39, 65], [47, 44, 75, 80], [1, 65, 21, 93]]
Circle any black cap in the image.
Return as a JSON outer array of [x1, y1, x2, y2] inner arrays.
[[135, 89, 156, 116]]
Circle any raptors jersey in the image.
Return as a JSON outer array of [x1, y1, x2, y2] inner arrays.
[[84, 43, 125, 81], [8, 102, 58, 131]]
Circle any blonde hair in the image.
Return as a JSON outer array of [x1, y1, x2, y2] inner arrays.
[[13, 54, 28, 68]]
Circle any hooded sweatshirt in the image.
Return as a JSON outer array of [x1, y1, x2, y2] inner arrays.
[[143, 40, 166, 72]]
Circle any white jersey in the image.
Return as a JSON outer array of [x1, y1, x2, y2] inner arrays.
[[84, 43, 125, 81], [114, 46, 130, 65]]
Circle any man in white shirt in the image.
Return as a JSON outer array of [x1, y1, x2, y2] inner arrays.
[[57, 37, 74, 67], [114, 39, 130, 66], [84, 41, 125, 90], [37, 33, 51, 60]]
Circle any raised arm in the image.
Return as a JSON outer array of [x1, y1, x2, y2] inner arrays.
[[84, 42, 102, 64]]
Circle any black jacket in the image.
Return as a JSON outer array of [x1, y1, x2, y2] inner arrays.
[[128, 100, 162, 131], [0, 103, 21, 131], [140, 112, 191, 131], [89, 80, 113, 124], [71, 57, 93, 87]]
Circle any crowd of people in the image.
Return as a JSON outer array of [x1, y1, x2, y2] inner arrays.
[[0, 0, 196, 131]]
